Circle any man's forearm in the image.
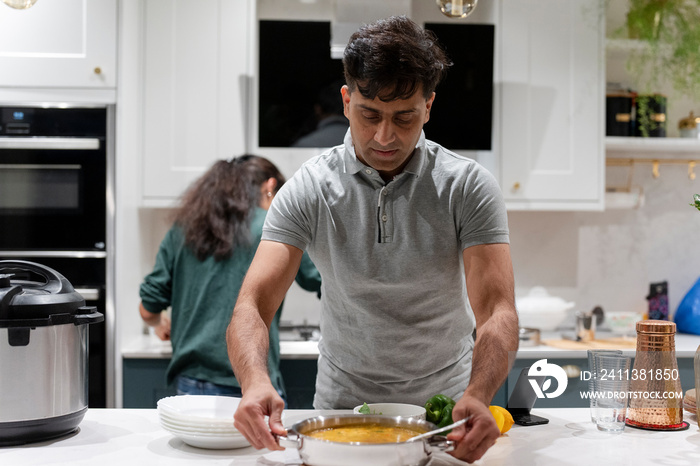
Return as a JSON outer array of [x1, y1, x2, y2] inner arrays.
[[465, 306, 519, 405], [226, 302, 273, 391]]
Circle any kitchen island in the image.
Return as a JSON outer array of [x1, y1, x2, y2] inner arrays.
[[1, 408, 698, 465]]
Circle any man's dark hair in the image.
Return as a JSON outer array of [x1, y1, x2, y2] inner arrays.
[[342, 15, 452, 102]]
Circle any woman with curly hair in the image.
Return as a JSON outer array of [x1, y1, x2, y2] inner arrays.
[[139, 155, 321, 400]]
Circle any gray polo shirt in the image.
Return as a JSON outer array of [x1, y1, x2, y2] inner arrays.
[[263, 130, 509, 409]]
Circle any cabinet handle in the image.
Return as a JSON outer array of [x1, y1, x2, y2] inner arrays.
[[0, 137, 99, 150], [94, 67, 102, 75], [512, 182, 521, 191], [74, 287, 101, 301]]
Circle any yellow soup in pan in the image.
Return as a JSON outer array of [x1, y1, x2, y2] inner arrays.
[[305, 423, 425, 443]]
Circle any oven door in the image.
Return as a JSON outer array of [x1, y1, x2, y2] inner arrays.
[[0, 137, 106, 251]]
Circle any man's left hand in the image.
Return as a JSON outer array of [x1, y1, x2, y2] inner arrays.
[[445, 395, 500, 463]]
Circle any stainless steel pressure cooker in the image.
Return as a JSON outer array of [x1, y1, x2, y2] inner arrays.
[[0, 260, 103, 446]]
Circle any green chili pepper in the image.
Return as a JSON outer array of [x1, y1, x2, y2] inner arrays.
[[424, 394, 456, 428]]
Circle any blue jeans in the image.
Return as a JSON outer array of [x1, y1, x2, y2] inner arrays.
[[176, 375, 243, 397], [175, 375, 288, 407]]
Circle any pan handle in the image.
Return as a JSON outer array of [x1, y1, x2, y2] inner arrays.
[[275, 433, 302, 450], [73, 307, 105, 326], [426, 435, 455, 454]]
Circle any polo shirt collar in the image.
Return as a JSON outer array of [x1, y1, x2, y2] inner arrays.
[[343, 129, 427, 177]]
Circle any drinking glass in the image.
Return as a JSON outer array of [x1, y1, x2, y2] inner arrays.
[[593, 354, 632, 433], [587, 349, 623, 422]]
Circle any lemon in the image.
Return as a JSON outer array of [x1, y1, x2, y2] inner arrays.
[[488, 405, 514, 434], [496, 406, 514, 433], [488, 405, 505, 433]]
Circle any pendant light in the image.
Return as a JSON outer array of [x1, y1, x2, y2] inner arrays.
[[436, 0, 478, 19], [2, 0, 37, 9]]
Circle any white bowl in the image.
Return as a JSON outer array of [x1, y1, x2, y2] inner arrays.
[[606, 312, 642, 335], [516, 287, 575, 331], [352, 403, 426, 420]]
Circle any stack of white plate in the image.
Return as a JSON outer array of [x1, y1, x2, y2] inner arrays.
[[157, 395, 250, 449]]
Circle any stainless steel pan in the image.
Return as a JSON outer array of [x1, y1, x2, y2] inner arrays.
[[279, 414, 454, 466]]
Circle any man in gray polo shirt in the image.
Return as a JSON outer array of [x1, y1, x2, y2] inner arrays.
[[227, 16, 519, 463]]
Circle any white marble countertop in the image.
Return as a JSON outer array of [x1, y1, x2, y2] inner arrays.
[[122, 332, 700, 360], [122, 335, 322, 360], [1, 408, 698, 465]]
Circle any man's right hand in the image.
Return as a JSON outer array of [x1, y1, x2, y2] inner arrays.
[[233, 382, 286, 451]]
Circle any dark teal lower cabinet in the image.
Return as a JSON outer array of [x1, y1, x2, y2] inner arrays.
[[491, 380, 508, 407], [122, 358, 319, 409], [122, 358, 175, 408], [123, 356, 694, 410], [281, 360, 318, 409]]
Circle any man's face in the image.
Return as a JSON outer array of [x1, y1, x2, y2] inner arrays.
[[341, 85, 434, 180]]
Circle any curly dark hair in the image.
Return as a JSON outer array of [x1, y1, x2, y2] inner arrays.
[[172, 155, 285, 261], [342, 15, 452, 102]]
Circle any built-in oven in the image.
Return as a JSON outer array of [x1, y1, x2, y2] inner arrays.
[[0, 104, 115, 408]]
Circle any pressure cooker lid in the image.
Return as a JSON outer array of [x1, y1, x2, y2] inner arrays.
[[0, 260, 94, 325]]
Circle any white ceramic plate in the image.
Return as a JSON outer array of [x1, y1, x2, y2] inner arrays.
[[160, 419, 244, 436], [162, 426, 251, 450], [157, 395, 242, 423], [352, 403, 426, 420], [159, 418, 240, 435], [157, 409, 237, 430]]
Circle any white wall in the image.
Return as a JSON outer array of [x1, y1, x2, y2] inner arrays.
[[510, 163, 700, 327]]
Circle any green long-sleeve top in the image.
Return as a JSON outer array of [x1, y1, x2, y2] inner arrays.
[[139, 207, 321, 393]]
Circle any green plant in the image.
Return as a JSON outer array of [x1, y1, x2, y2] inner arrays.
[[621, 0, 700, 101], [635, 94, 667, 137], [691, 193, 700, 211]]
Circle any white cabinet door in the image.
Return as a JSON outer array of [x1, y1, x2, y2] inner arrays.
[[498, 0, 604, 210], [141, 0, 250, 204], [0, 0, 117, 88]]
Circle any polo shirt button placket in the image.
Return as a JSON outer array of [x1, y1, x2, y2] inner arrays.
[[382, 189, 390, 224]]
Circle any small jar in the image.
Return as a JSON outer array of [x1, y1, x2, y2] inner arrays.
[[678, 111, 699, 138], [626, 320, 684, 430]]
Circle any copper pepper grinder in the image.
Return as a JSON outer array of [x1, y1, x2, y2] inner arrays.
[[626, 320, 686, 430]]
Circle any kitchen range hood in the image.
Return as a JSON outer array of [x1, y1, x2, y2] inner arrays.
[[330, 0, 411, 58]]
